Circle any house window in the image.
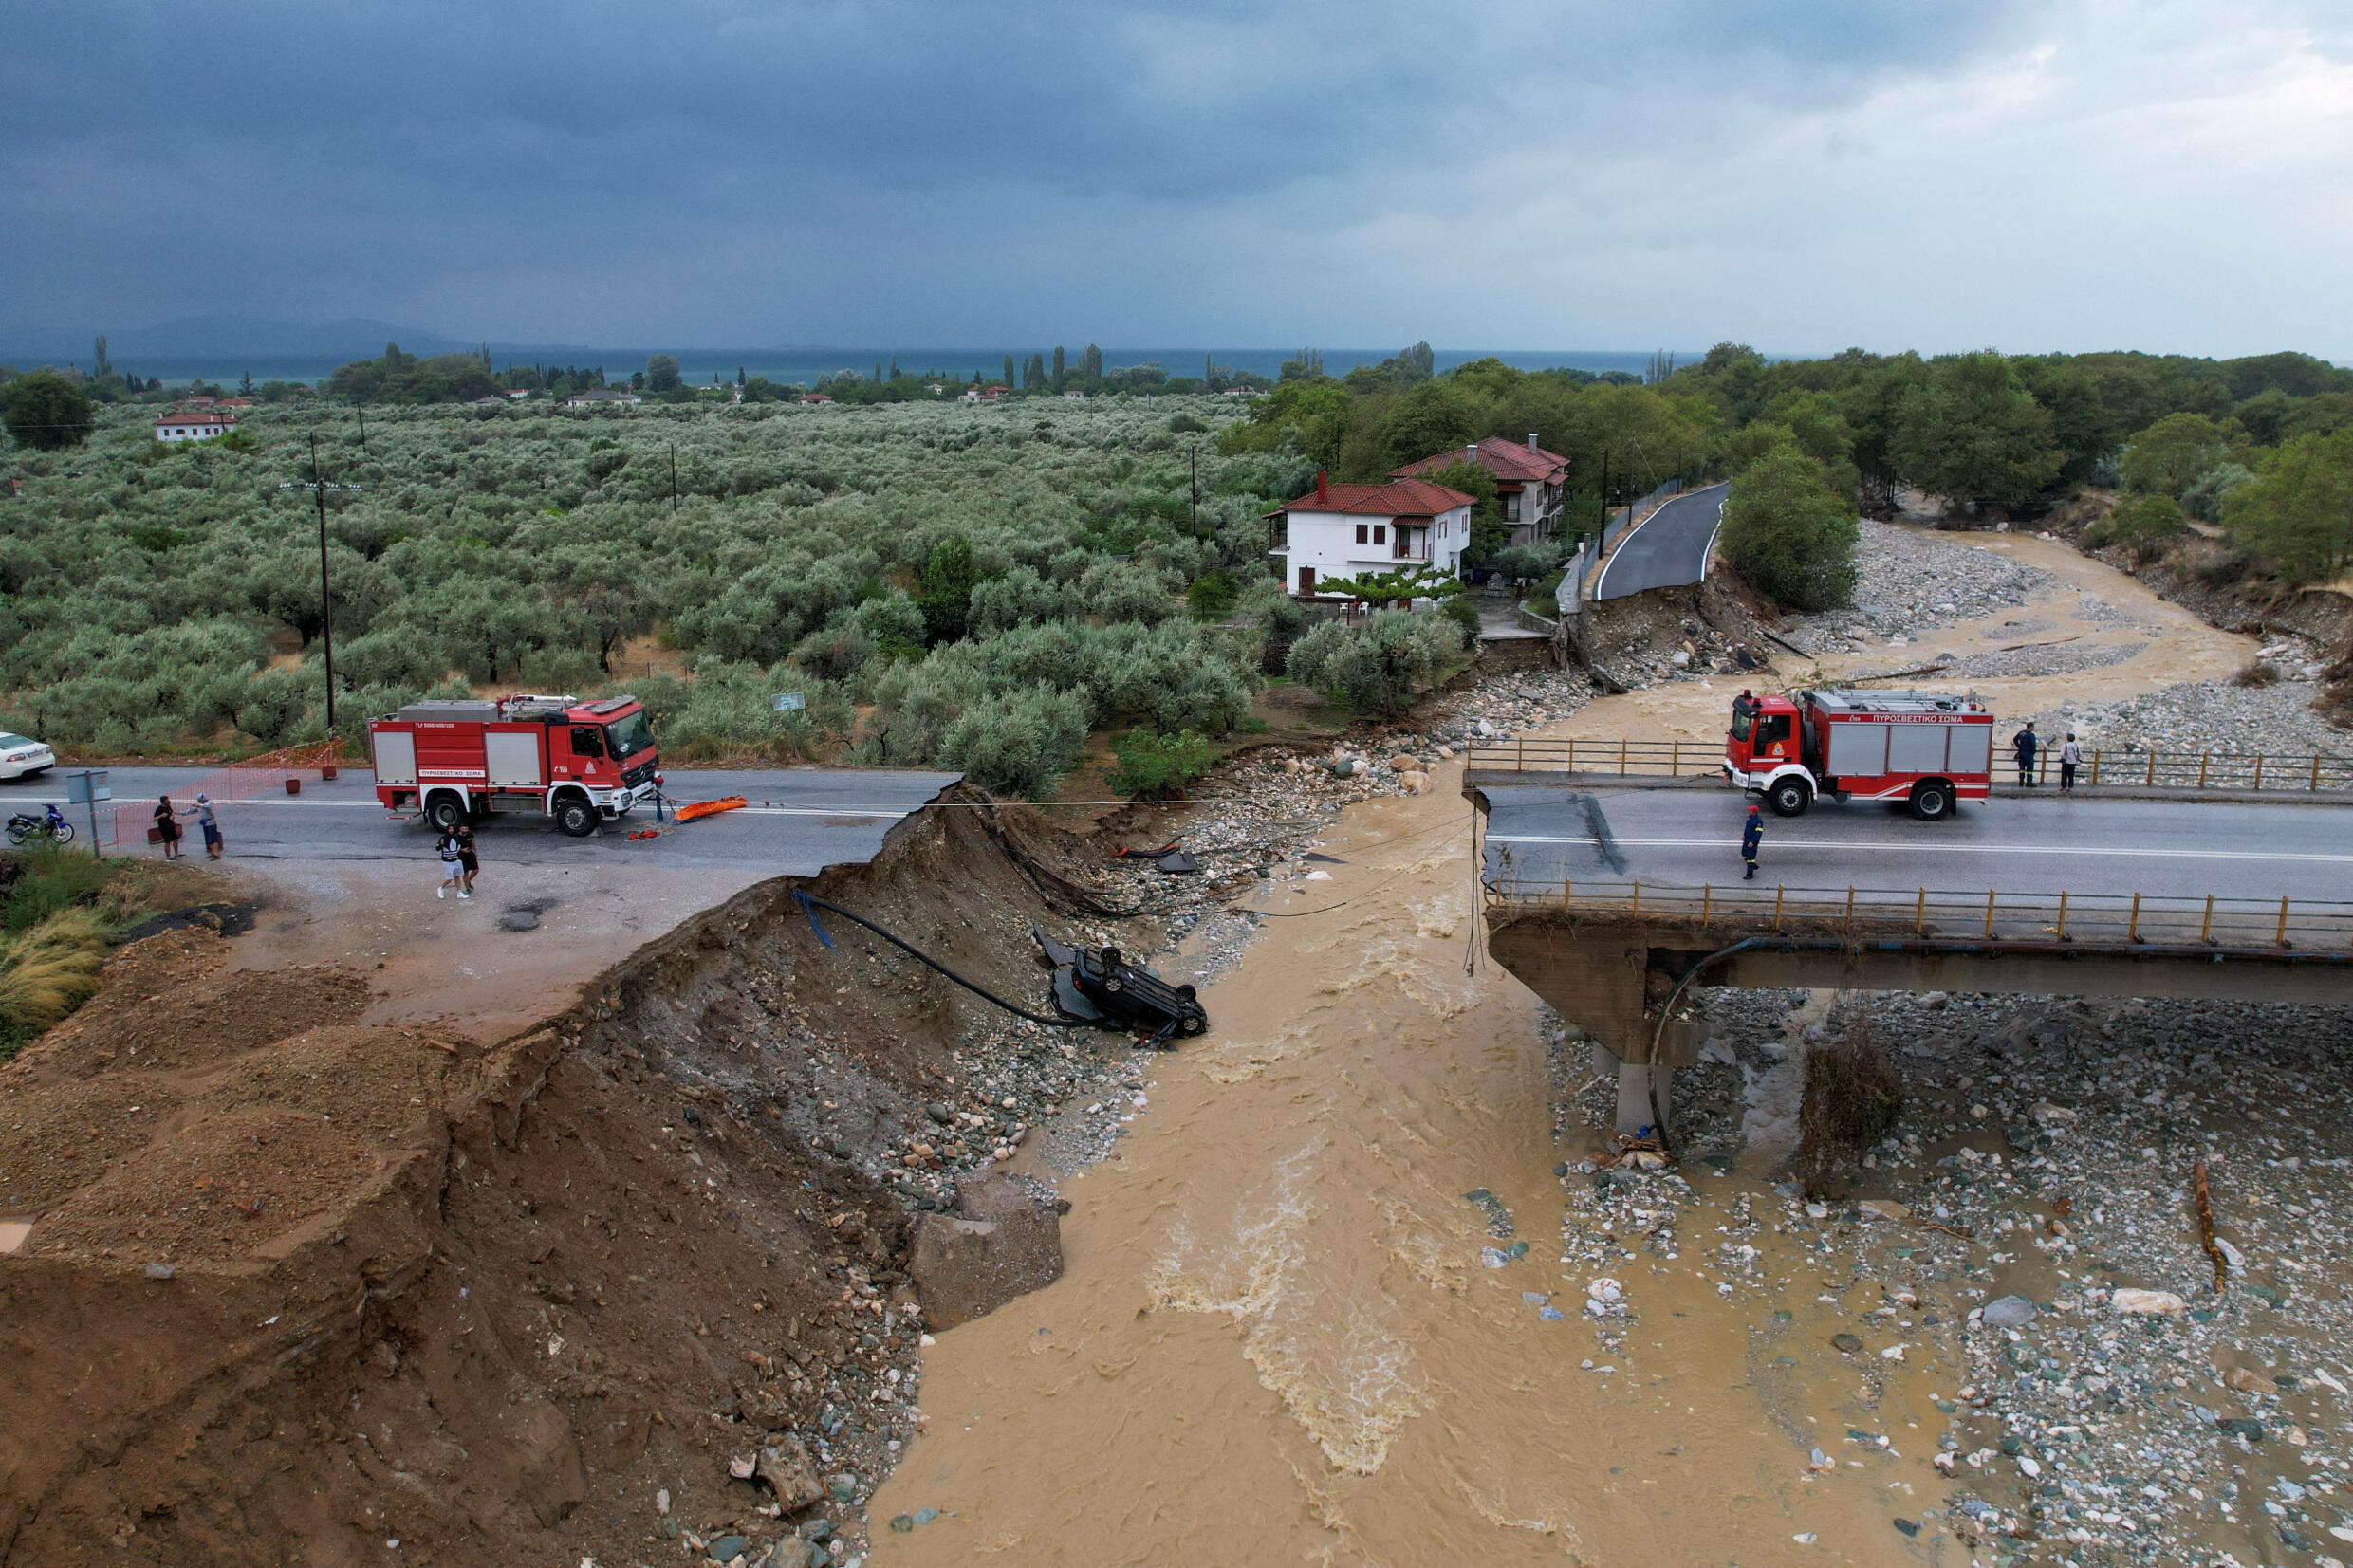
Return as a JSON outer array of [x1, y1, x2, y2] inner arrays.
[[1439, 520, 1447, 538], [1503, 493, 1521, 521], [1355, 524, 1367, 544], [1372, 524, 1386, 544]]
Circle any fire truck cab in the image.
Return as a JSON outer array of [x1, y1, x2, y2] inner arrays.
[[368, 693, 660, 837], [1725, 688, 1992, 821]]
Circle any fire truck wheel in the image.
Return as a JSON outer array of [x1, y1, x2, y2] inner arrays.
[[1767, 777, 1812, 817], [1910, 781, 1954, 821], [425, 794, 469, 832], [554, 796, 600, 838]]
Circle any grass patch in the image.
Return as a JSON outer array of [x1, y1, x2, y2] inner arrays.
[[0, 848, 226, 1060]]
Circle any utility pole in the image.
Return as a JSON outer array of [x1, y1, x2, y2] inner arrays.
[[1189, 442, 1200, 537], [357, 409, 368, 454], [1597, 448, 1609, 539], [279, 437, 363, 732], [669, 441, 679, 513]]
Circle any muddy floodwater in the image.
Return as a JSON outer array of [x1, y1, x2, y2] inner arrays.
[[865, 529, 2275, 1565], [867, 783, 1952, 1565]]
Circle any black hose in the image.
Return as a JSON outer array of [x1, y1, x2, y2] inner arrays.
[[1641, 935, 1766, 1158], [791, 892, 1076, 1029]]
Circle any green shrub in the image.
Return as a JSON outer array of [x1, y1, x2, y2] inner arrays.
[[1285, 609, 1464, 715], [1107, 729, 1214, 798], [1441, 594, 1483, 641]]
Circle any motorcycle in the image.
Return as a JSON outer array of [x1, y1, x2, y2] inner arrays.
[[5, 807, 74, 846]]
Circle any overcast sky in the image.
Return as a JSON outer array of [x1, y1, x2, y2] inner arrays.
[[6, 0, 2348, 358]]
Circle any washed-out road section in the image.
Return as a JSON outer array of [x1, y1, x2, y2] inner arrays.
[[3, 765, 963, 1042], [1592, 480, 1729, 600]]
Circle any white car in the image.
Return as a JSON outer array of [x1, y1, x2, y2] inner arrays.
[[0, 733, 55, 781]]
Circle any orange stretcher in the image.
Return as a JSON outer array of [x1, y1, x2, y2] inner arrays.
[[672, 796, 748, 823]]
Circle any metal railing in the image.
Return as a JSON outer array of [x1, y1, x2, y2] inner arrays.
[[1485, 876, 2353, 954], [1467, 737, 1725, 777], [1465, 737, 2353, 794]]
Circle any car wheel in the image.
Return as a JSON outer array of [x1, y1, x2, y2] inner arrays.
[[555, 797, 600, 838], [1768, 777, 1813, 817], [1911, 781, 1953, 821], [426, 794, 469, 832]]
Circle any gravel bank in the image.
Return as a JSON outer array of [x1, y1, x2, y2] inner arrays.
[[1785, 523, 2061, 653], [2030, 676, 2349, 760], [1552, 986, 2353, 1568]]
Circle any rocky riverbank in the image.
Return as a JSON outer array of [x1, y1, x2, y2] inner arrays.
[[1548, 983, 2353, 1568]]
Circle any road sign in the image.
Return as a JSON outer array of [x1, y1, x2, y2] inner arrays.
[[771, 692, 806, 712], [65, 768, 108, 859]]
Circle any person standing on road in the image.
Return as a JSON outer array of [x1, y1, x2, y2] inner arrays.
[[454, 821, 480, 897], [436, 829, 466, 899], [154, 795, 184, 860], [1741, 803, 1763, 881], [2059, 733, 2083, 794], [2012, 722, 2040, 787], [186, 793, 223, 859]]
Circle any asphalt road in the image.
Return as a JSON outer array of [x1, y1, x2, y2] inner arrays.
[[1593, 482, 1730, 600], [1, 766, 963, 877], [1482, 783, 2353, 905]]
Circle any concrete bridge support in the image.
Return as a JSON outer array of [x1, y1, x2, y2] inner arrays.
[[1489, 913, 2353, 1136]]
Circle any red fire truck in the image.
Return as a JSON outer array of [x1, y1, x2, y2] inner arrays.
[[1725, 688, 1992, 821], [368, 693, 660, 836]]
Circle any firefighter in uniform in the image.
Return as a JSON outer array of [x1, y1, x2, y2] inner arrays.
[[1741, 803, 1763, 880]]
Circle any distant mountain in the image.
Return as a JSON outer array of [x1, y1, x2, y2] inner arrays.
[[0, 316, 472, 364]]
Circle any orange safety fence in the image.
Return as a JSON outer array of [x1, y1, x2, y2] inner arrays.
[[106, 741, 354, 851]]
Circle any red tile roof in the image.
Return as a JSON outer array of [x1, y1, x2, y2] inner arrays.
[[1392, 435, 1570, 488], [1274, 476, 1474, 518]]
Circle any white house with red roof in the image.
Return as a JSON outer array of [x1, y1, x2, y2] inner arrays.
[[1391, 434, 1570, 549], [1266, 470, 1474, 597], [153, 408, 239, 443]]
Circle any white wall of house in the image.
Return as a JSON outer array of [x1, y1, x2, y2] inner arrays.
[[1271, 504, 1473, 592], [154, 419, 232, 443]]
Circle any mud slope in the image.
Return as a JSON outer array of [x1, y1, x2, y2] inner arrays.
[[0, 788, 1134, 1568]]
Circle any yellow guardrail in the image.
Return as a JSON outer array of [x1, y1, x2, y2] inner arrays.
[[1467, 737, 1723, 777], [1485, 877, 2353, 953], [1465, 738, 2353, 793]]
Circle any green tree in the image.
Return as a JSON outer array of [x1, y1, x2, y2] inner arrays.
[[1419, 459, 1506, 562], [646, 354, 682, 393], [2120, 412, 2237, 498], [2084, 493, 2187, 563], [1717, 446, 1859, 611], [1889, 352, 2064, 515], [917, 534, 985, 644], [1052, 345, 1066, 391], [1216, 377, 1354, 468], [2222, 429, 2353, 585], [0, 371, 95, 450], [1003, 353, 1016, 389]]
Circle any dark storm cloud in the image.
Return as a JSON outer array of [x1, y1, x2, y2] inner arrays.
[[13, 0, 2230, 344]]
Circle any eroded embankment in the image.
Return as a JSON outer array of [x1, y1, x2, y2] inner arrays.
[[0, 786, 1140, 1568]]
